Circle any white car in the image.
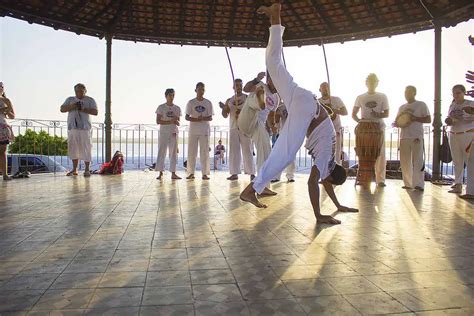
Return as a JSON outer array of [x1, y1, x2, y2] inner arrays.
[[7, 154, 67, 174]]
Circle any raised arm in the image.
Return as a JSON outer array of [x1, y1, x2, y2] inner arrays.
[[243, 72, 266, 93]]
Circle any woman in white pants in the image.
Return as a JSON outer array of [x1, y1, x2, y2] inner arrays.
[[155, 88, 182, 180], [445, 85, 474, 194]]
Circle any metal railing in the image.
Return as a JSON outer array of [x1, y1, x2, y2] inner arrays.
[[6, 118, 456, 179]]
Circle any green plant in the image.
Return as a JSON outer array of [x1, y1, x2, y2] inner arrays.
[[9, 129, 68, 156]]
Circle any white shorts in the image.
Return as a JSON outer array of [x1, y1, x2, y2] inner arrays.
[[68, 129, 92, 162]]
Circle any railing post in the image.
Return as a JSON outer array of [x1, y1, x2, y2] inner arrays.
[[104, 33, 113, 162], [432, 22, 442, 181]]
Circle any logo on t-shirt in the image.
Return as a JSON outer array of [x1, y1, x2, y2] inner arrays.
[[266, 96, 275, 108], [166, 111, 175, 118], [195, 105, 206, 113], [365, 101, 377, 109]]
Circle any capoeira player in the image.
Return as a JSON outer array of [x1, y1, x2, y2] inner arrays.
[[221, 79, 255, 180], [240, 3, 358, 224], [185, 82, 214, 180], [238, 71, 280, 196], [272, 101, 296, 182], [155, 88, 182, 180]]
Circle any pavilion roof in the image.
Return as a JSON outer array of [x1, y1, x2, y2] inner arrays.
[[0, 0, 472, 47]]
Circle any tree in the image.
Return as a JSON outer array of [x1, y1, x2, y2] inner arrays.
[[9, 129, 68, 156]]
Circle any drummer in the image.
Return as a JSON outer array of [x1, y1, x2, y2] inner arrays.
[[352, 73, 390, 187], [394, 86, 431, 191], [240, 3, 358, 224]]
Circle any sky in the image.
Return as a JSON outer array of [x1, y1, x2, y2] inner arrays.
[[0, 16, 473, 128]]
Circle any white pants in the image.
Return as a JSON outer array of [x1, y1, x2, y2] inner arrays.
[[253, 25, 316, 194], [275, 160, 296, 180], [68, 129, 92, 162], [155, 132, 178, 172], [466, 141, 474, 195], [187, 134, 210, 176], [449, 133, 473, 184], [335, 129, 343, 164], [251, 124, 272, 174], [229, 128, 255, 175], [400, 138, 424, 188], [375, 132, 386, 184]]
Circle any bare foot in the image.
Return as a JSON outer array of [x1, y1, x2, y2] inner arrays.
[[186, 174, 195, 180], [202, 175, 210, 180], [156, 172, 163, 180], [240, 184, 267, 208], [171, 173, 181, 180], [259, 187, 277, 197], [316, 215, 341, 225], [227, 174, 238, 181], [256, 5, 271, 16], [337, 206, 359, 213]]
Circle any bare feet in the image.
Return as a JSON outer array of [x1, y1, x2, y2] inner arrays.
[[3, 175, 12, 181], [256, 5, 271, 17], [66, 170, 78, 176], [240, 183, 267, 208], [171, 173, 181, 180], [202, 175, 210, 180], [316, 215, 341, 225], [257, 3, 281, 18], [227, 174, 238, 181], [337, 206, 359, 213], [258, 187, 277, 197], [186, 174, 195, 180], [250, 174, 255, 181], [156, 172, 163, 180]]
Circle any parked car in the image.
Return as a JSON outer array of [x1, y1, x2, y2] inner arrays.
[[6, 154, 67, 174]]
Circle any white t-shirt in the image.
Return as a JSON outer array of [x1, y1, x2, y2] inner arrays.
[[186, 98, 214, 135], [397, 100, 430, 139], [447, 99, 474, 133], [318, 96, 346, 131], [305, 117, 336, 180], [255, 83, 279, 125], [227, 94, 247, 130], [156, 103, 181, 134], [354, 92, 389, 128], [62, 96, 98, 130]]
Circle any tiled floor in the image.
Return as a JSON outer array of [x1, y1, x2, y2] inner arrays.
[[0, 171, 473, 315]]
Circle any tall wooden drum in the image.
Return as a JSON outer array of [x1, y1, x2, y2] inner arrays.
[[354, 121, 383, 185]]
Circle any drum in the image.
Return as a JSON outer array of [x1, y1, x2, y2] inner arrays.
[[395, 112, 412, 128], [355, 121, 383, 185]]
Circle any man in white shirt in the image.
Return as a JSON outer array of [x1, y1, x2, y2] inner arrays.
[[221, 79, 255, 180], [185, 82, 214, 180], [352, 73, 389, 187], [318, 82, 348, 164], [240, 3, 358, 224], [155, 88, 182, 180], [394, 86, 431, 190], [60, 83, 98, 177]]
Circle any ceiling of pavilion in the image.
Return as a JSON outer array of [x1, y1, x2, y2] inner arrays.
[[0, 0, 473, 47]]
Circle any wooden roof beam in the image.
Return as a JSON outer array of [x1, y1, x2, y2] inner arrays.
[[206, 0, 217, 43], [363, 0, 381, 26], [226, 0, 239, 41]]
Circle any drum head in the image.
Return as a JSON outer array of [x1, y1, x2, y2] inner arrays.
[[396, 112, 411, 128]]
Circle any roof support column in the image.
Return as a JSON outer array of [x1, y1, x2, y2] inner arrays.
[[105, 33, 113, 162], [431, 23, 442, 180]]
